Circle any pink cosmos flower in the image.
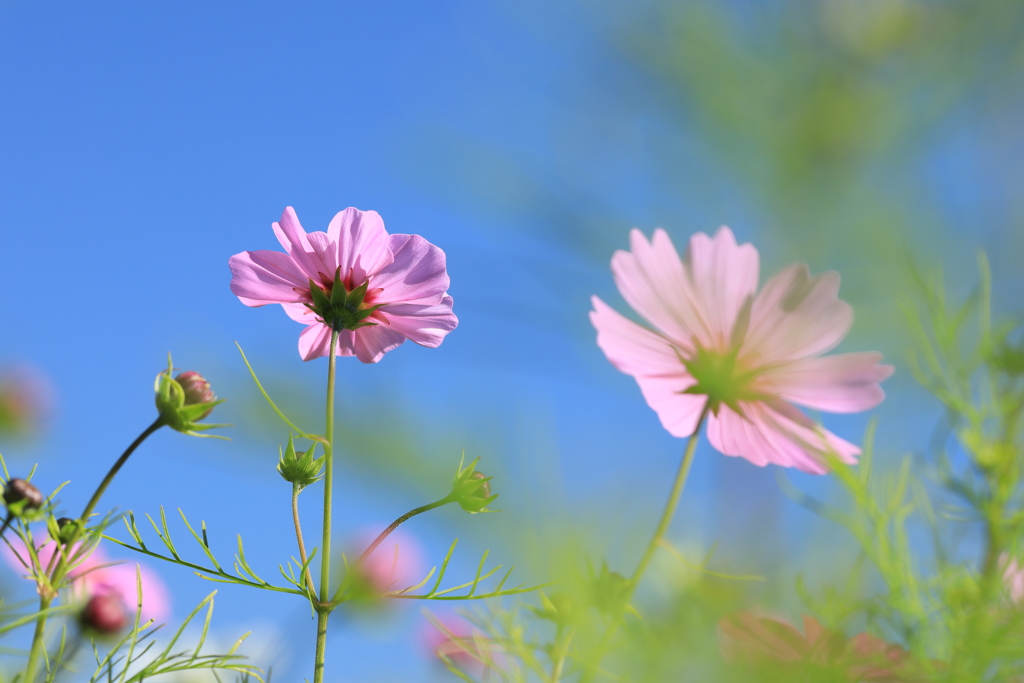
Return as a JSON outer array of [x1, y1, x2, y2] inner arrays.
[[424, 616, 499, 679], [351, 528, 424, 595], [3, 539, 170, 622], [590, 227, 893, 474], [229, 207, 458, 363]]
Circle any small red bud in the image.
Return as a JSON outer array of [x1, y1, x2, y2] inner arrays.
[[80, 594, 129, 634], [3, 478, 42, 510], [469, 471, 491, 499], [175, 371, 215, 419]]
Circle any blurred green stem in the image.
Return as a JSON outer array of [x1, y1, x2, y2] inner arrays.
[[355, 495, 454, 567], [313, 328, 339, 683], [581, 402, 709, 683]]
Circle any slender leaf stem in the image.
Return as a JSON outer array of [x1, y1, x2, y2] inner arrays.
[[313, 328, 339, 683], [291, 483, 316, 595], [82, 417, 165, 525], [356, 496, 454, 567], [580, 403, 709, 683], [22, 596, 51, 683]]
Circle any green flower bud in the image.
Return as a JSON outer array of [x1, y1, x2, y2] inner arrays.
[[277, 435, 325, 490], [590, 561, 633, 617], [528, 590, 576, 626], [154, 355, 227, 438], [450, 455, 498, 514], [52, 517, 81, 545], [3, 478, 43, 512]]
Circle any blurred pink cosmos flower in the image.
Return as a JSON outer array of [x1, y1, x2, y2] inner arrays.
[[229, 207, 458, 363], [3, 539, 170, 622], [424, 616, 498, 679], [591, 227, 893, 474], [719, 612, 914, 682], [352, 528, 424, 595], [1001, 554, 1024, 602]]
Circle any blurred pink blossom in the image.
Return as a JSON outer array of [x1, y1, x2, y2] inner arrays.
[[0, 365, 53, 435], [3, 538, 170, 622], [352, 528, 425, 594], [229, 206, 458, 363], [590, 227, 893, 473], [424, 616, 497, 679], [719, 612, 914, 681], [1001, 554, 1024, 602]]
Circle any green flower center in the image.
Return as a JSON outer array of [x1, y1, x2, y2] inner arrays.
[[681, 346, 766, 415]]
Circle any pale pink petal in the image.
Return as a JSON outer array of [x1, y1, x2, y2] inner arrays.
[[228, 250, 311, 306], [611, 229, 708, 351], [327, 208, 394, 284], [282, 302, 318, 324], [352, 325, 407, 363], [684, 227, 759, 348], [297, 323, 335, 361], [744, 265, 853, 363], [271, 207, 330, 282], [759, 353, 895, 413], [591, 296, 706, 437], [381, 296, 458, 347], [370, 234, 451, 305], [591, 296, 685, 377]]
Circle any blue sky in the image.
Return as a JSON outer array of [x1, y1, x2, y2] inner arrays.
[[0, 1, 1019, 681]]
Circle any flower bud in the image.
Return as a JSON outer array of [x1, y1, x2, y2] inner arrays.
[[79, 594, 129, 635], [277, 435, 325, 490], [154, 355, 226, 438], [450, 455, 497, 514], [175, 371, 215, 419], [52, 517, 81, 545], [3, 478, 42, 511]]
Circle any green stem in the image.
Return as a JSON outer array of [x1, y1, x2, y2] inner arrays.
[[81, 417, 165, 524], [355, 496, 453, 567], [23, 595, 51, 683], [581, 403, 709, 683], [292, 483, 316, 595], [313, 329, 339, 683]]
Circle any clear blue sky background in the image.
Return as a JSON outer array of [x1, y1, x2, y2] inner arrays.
[[0, 2, 1019, 681]]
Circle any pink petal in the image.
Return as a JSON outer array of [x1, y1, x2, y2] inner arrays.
[[707, 401, 859, 474], [297, 323, 335, 361], [744, 264, 853, 363], [759, 353, 895, 413], [352, 325, 407, 363], [381, 295, 458, 347], [684, 226, 760, 348], [282, 302, 318, 324], [590, 296, 706, 437], [271, 207, 331, 282], [228, 250, 311, 306], [370, 234, 451, 305], [326, 208, 394, 285], [611, 229, 708, 351]]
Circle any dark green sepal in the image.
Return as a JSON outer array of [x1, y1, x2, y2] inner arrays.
[[277, 434, 326, 490], [305, 269, 385, 333], [154, 355, 229, 439]]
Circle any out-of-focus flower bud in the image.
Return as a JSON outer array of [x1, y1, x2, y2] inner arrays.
[[0, 366, 52, 436], [277, 435, 325, 490], [51, 517, 81, 545], [79, 594, 129, 635], [154, 355, 226, 438], [3, 478, 43, 513], [450, 455, 497, 514], [590, 561, 633, 617], [529, 591, 576, 626]]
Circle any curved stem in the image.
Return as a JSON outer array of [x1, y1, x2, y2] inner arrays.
[[355, 496, 453, 567], [81, 417, 165, 524], [291, 484, 317, 595], [313, 329, 339, 683], [581, 403, 709, 683]]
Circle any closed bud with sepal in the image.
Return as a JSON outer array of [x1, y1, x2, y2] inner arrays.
[[154, 355, 227, 437], [277, 435, 325, 490]]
